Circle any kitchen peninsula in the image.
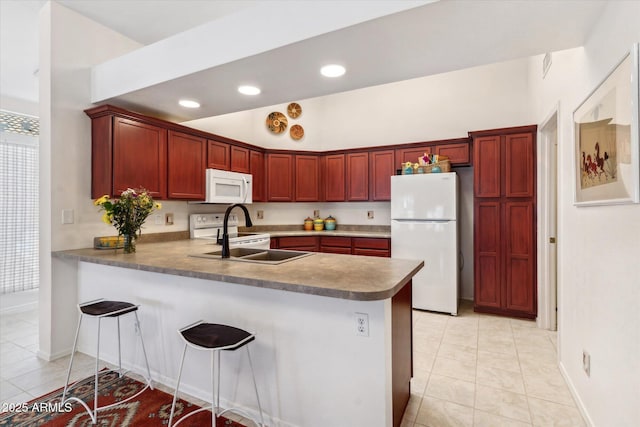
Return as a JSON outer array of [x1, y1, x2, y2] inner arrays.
[[53, 239, 422, 427]]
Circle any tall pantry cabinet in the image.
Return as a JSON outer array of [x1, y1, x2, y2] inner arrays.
[[470, 126, 537, 319]]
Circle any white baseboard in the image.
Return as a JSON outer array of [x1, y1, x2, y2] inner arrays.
[[37, 347, 71, 362], [558, 361, 594, 427]]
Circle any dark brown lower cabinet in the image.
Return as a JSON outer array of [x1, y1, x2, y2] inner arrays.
[[392, 281, 412, 427], [271, 236, 319, 252], [271, 236, 391, 257], [352, 237, 391, 258], [319, 236, 352, 254]]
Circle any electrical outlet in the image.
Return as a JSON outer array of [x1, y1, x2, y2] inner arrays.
[[154, 214, 163, 225], [313, 210, 320, 218], [583, 350, 590, 377], [367, 211, 374, 219], [355, 312, 369, 337], [257, 210, 264, 219], [165, 213, 174, 225]]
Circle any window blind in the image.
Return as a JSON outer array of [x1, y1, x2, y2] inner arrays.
[[0, 111, 39, 294]]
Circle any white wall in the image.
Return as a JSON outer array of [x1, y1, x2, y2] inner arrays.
[[0, 95, 38, 116], [38, 1, 142, 359], [185, 57, 534, 150], [529, 2, 640, 426]]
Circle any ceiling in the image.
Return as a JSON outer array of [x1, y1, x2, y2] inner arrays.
[[1, 0, 608, 121]]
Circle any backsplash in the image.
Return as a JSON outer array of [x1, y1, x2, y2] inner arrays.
[[242, 224, 391, 233], [246, 202, 392, 226]]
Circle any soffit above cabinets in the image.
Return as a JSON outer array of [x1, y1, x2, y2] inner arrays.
[[89, 0, 607, 122], [3, 1, 608, 121]]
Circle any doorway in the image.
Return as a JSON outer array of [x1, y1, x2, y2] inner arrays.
[[538, 108, 559, 331]]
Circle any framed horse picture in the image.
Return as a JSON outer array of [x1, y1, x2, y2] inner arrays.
[[573, 43, 639, 206]]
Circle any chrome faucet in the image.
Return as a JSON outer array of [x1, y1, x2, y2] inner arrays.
[[221, 203, 253, 258]]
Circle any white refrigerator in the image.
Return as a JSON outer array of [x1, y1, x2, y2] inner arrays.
[[391, 173, 459, 315]]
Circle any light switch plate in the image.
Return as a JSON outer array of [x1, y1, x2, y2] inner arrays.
[[62, 209, 74, 224], [165, 213, 174, 225]]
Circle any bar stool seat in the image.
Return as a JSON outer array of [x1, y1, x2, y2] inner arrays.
[[80, 300, 138, 317], [181, 323, 255, 349], [169, 321, 264, 427], [61, 298, 153, 424]]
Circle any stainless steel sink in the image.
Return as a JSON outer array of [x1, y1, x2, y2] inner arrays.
[[190, 248, 313, 264], [208, 247, 266, 257], [239, 250, 311, 262]]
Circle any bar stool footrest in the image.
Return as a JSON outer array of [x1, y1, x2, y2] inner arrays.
[[61, 370, 152, 424]]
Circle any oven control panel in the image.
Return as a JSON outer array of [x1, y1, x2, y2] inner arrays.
[[191, 213, 239, 229]]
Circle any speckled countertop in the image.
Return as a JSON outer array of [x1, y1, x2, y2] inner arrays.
[[52, 239, 422, 301]]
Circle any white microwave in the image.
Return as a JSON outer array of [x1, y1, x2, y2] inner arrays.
[[205, 169, 253, 204]]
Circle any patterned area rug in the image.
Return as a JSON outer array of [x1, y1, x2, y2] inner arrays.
[[0, 370, 246, 426]]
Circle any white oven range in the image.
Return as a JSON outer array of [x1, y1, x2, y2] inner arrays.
[[189, 213, 270, 249]]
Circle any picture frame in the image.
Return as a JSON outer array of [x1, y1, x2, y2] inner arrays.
[[573, 43, 640, 206]]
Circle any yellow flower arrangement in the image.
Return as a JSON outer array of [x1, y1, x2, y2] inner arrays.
[[94, 188, 160, 253]]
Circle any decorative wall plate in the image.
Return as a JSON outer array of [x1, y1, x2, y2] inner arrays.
[[290, 124, 304, 140], [266, 112, 288, 133], [287, 102, 302, 118]]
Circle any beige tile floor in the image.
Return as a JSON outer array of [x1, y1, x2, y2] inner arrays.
[[1, 297, 586, 426], [403, 301, 586, 427]]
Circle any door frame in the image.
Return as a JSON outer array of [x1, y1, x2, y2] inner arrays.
[[537, 104, 560, 331]]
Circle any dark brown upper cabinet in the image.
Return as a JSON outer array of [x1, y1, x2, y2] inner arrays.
[[295, 155, 320, 202], [167, 130, 206, 200], [250, 150, 266, 202], [266, 153, 294, 202], [346, 152, 369, 201], [324, 154, 346, 202], [370, 150, 395, 201], [207, 140, 230, 170], [231, 145, 250, 173]]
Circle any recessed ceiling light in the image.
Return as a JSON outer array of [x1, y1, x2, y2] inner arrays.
[[179, 99, 200, 108], [238, 85, 261, 95], [320, 64, 346, 78]]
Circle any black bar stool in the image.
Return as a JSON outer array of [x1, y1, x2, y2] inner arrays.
[[168, 320, 264, 427], [61, 299, 153, 424]]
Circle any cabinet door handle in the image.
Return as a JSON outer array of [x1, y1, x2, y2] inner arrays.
[[549, 237, 556, 244]]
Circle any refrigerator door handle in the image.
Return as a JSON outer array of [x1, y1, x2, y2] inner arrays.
[[459, 251, 464, 272]]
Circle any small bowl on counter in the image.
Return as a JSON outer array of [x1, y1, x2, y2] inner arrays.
[[324, 216, 336, 231], [304, 217, 314, 231], [94, 236, 123, 249]]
